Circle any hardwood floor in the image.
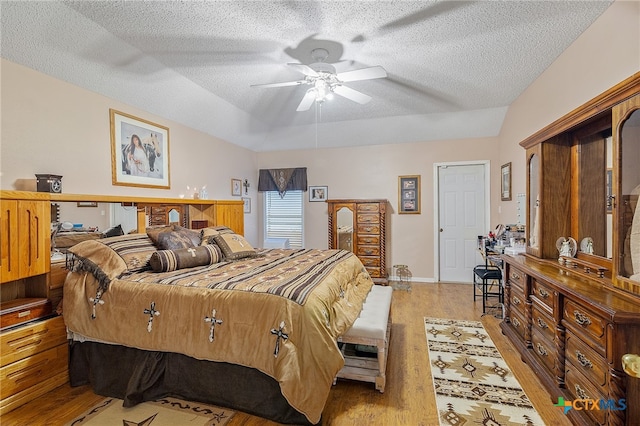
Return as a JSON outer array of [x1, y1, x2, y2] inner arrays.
[[1, 283, 571, 426]]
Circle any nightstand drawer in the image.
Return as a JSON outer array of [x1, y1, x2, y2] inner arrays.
[[0, 343, 68, 399], [0, 316, 67, 367], [49, 261, 68, 290]]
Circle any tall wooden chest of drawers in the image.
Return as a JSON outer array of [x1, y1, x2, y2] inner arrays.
[[327, 199, 389, 284]]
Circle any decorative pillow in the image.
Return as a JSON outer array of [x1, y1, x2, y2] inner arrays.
[[149, 244, 222, 272], [146, 225, 174, 245], [212, 233, 257, 260], [102, 224, 124, 238], [173, 225, 202, 247], [200, 226, 235, 245], [67, 233, 157, 288], [157, 231, 196, 250]]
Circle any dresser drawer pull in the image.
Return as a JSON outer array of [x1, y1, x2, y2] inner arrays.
[[538, 288, 549, 299], [575, 384, 589, 400], [511, 317, 520, 328], [512, 296, 521, 306], [576, 351, 593, 369], [537, 318, 548, 329], [536, 343, 548, 356], [510, 272, 521, 281], [363, 249, 374, 255], [574, 310, 592, 326]]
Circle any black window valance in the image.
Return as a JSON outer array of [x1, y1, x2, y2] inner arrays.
[[258, 167, 307, 197]]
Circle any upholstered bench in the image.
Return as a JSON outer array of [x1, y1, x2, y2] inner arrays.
[[336, 285, 393, 392]]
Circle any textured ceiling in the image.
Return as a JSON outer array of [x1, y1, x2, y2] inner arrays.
[[1, 1, 612, 151]]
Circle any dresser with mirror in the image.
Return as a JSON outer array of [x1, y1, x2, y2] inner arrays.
[[501, 73, 640, 426]]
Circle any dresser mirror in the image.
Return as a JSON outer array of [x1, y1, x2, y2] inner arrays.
[[527, 153, 540, 250], [572, 114, 613, 262], [617, 104, 640, 282], [336, 206, 354, 252]]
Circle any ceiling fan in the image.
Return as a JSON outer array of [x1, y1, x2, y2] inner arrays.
[[251, 48, 387, 112]]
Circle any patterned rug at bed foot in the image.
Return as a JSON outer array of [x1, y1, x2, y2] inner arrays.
[[65, 396, 235, 426], [424, 317, 544, 426]]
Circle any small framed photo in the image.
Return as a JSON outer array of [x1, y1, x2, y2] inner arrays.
[[501, 162, 512, 201], [309, 186, 328, 202], [399, 175, 420, 214], [231, 178, 242, 196], [242, 197, 251, 213], [77, 201, 98, 208]]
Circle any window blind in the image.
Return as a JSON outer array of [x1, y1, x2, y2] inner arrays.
[[264, 190, 304, 249]]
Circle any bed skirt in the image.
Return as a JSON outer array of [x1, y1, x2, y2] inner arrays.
[[68, 340, 317, 425]]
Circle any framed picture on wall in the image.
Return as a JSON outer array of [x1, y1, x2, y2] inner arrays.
[[399, 175, 420, 214], [309, 186, 328, 202], [501, 162, 512, 201], [110, 109, 170, 189], [231, 178, 242, 196], [242, 197, 251, 213]]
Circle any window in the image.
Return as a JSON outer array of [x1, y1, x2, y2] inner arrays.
[[264, 190, 304, 249]]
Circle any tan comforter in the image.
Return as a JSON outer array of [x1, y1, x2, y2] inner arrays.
[[63, 248, 373, 424]]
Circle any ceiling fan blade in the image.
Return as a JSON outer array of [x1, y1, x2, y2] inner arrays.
[[296, 89, 317, 112], [287, 63, 319, 77], [333, 85, 372, 104], [337, 66, 387, 82], [251, 80, 305, 88]]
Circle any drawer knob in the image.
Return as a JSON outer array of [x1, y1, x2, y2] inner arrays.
[[512, 296, 521, 306], [512, 317, 520, 328], [537, 318, 548, 329], [538, 288, 549, 298], [511, 272, 520, 280], [575, 384, 589, 400], [576, 351, 593, 369], [574, 310, 592, 326], [536, 343, 548, 356]]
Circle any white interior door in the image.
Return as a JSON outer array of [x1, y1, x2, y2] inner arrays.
[[437, 163, 488, 283]]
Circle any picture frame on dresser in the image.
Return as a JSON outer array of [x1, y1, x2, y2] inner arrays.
[[110, 109, 170, 189], [398, 175, 420, 214]]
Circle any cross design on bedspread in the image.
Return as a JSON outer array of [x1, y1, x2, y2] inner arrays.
[[143, 301, 160, 332], [270, 321, 288, 357], [89, 289, 105, 319], [204, 308, 223, 342]]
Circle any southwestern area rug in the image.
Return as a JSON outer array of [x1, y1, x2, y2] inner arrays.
[[424, 317, 544, 426], [66, 396, 235, 426]]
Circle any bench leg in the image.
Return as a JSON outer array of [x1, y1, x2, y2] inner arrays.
[[375, 342, 386, 392]]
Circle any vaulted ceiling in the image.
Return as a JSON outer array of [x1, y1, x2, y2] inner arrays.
[[1, 1, 613, 151]]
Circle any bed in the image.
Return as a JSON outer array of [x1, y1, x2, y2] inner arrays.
[[62, 228, 373, 425]]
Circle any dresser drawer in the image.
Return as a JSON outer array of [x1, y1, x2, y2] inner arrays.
[[507, 265, 526, 288], [0, 343, 68, 399], [356, 213, 379, 225], [365, 267, 382, 278], [565, 331, 607, 387], [356, 203, 380, 213], [508, 309, 527, 343], [359, 256, 381, 268], [563, 299, 607, 355], [0, 316, 67, 367], [565, 365, 607, 425], [531, 304, 555, 343], [357, 246, 380, 257], [510, 286, 526, 319], [531, 329, 556, 377], [531, 279, 555, 312], [356, 224, 380, 235], [357, 235, 380, 246]]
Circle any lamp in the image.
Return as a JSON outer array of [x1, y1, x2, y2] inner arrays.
[[243, 179, 250, 194]]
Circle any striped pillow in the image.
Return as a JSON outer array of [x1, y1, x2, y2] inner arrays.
[[149, 244, 222, 272]]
